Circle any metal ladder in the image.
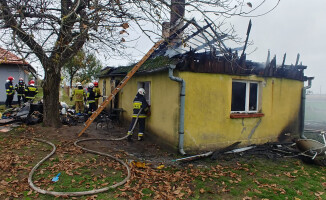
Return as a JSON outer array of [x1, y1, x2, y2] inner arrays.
[[78, 39, 164, 137]]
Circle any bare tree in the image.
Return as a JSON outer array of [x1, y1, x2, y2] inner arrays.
[[0, 0, 277, 127]]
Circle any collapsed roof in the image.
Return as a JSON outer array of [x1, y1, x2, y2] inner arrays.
[[99, 19, 308, 81]]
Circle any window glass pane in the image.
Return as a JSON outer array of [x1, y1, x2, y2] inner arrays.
[[249, 83, 258, 111], [231, 82, 246, 111]]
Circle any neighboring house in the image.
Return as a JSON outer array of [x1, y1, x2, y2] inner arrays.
[[0, 48, 36, 103], [98, 51, 312, 152]]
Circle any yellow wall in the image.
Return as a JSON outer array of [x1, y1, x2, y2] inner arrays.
[[100, 71, 303, 152], [180, 72, 303, 150], [100, 72, 181, 148]]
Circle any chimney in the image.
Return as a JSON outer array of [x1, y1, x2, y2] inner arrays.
[[170, 0, 185, 46]]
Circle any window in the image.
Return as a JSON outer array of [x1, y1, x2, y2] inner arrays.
[[231, 80, 259, 113], [138, 81, 151, 105]]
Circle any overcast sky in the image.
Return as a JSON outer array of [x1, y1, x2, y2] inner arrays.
[[228, 0, 326, 94]]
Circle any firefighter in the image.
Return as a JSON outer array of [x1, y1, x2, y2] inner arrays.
[[86, 82, 97, 114], [93, 81, 101, 108], [25, 80, 38, 102], [71, 82, 86, 115], [15, 78, 26, 106], [5, 76, 15, 108], [127, 88, 150, 141]]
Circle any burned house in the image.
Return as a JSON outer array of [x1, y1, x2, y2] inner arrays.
[[98, 0, 312, 153], [98, 45, 311, 152]]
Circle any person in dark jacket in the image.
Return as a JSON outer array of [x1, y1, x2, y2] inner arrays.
[[127, 88, 150, 141], [93, 81, 101, 108], [15, 78, 26, 106], [86, 82, 97, 114], [5, 76, 15, 108], [25, 80, 38, 102]]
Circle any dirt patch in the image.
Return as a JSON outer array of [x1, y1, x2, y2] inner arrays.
[[23, 123, 178, 167]]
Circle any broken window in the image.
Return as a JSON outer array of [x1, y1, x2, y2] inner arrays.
[[138, 81, 151, 105], [231, 80, 259, 113]]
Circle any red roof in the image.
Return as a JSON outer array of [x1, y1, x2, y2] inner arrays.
[[0, 47, 30, 65]]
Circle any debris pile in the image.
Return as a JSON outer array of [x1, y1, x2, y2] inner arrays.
[[174, 139, 326, 167], [0, 101, 117, 128]]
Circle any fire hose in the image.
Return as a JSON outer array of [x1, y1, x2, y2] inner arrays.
[[28, 137, 130, 197]]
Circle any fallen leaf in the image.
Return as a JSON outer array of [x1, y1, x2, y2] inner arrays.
[[47, 186, 54, 191], [315, 192, 324, 196], [132, 161, 147, 169], [199, 188, 205, 194], [101, 183, 109, 186], [157, 165, 164, 170]]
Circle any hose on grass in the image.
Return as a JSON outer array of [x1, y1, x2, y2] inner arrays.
[[28, 136, 130, 197]]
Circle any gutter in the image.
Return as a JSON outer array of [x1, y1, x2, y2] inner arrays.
[[168, 64, 186, 155], [300, 77, 314, 139]]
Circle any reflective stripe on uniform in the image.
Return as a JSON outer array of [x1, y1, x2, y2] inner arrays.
[[133, 101, 142, 109], [132, 114, 146, 118], [28, 87, 37, 91], [138, 133, 143, 136]]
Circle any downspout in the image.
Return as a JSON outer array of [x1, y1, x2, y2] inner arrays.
[[300, 77, 314, 139], [168, 64, 186, 155]]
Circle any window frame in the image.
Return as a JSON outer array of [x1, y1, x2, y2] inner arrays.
[[231, 80, 260, 114], [137, 81, 151, 105]]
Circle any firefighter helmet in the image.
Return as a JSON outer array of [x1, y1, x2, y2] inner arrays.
[[93, 81, 98, 87], [88, 83, 94, 88], [138, 88, 146, 95], [29, 80, 35, 85], [8, 76, 14, 81], [19, 78, 23, 81], [76, 82, 82, 87]]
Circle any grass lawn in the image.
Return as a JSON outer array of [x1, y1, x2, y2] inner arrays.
[[1, 89, 326, 199], [1, 125, 326, 200]]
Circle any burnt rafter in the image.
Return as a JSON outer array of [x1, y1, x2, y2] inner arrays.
[[177, 51, 307, 81], [102, 18, 308, 82]]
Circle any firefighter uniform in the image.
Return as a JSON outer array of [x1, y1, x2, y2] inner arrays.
[[87, 84, 97, 114], [94, 85, 101, 108], [127, 89, 149, 141], [5, 78, 15, 108], [72, 86, 86, 114], [25, 84, 38, 102], [15, 81, 26, 106]]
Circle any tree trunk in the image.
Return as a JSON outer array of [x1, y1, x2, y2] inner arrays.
[[43, 65, 62, 127], [70, 77, 73, 97]]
